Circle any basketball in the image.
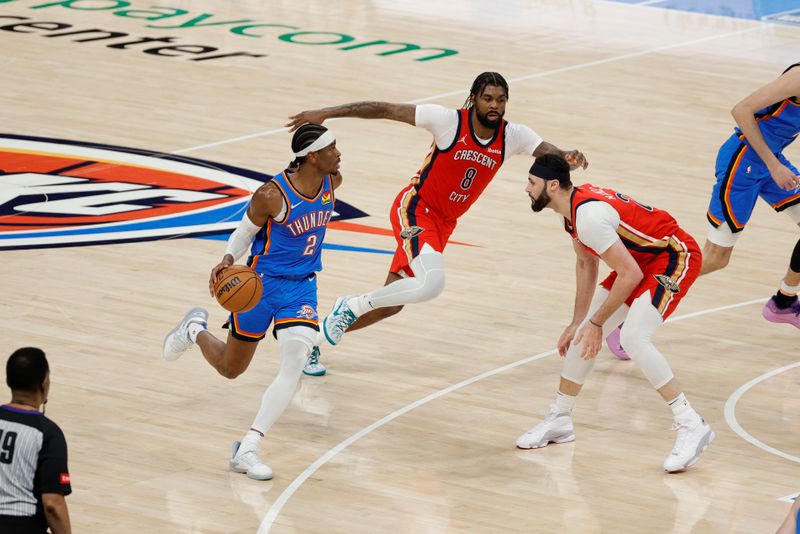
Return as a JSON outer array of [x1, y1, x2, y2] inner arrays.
[[213, 265, 263, 313]]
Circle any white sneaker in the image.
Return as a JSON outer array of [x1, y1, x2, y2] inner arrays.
[[516, 405, 576, 449], [303, 346, 326, 376], [663, 416, 714, 473], [322, 296, 358, 345], [162, 307, 208, 362], [230, 441, 273, 481]]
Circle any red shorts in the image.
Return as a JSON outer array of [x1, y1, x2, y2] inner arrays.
[[389, 185, 456, 276], [600, 231, 702, 319]]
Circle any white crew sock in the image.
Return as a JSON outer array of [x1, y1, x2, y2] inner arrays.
[[347, 294, 374, 317], [239, 429, 263, 452], [554, 391, 576, 414], [188, 322, 206, 342], [668, 393, 700, 423]]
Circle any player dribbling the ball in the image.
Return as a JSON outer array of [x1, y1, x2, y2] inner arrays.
[[162, 124, 342, 480]]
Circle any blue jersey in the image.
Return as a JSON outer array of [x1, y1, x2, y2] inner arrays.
[[247, 171, 334, 278], [734, 63, 800, 153]]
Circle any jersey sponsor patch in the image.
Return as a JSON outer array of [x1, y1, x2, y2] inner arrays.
[[321, 191, 332, 205], [654, 274, 681, 294], [60, 473, 71, 485]]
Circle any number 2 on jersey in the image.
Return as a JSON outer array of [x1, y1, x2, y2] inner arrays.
[[303, 234, 317, 256]]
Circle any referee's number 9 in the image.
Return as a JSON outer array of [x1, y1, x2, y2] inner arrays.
[[0, 430, 17, 464]]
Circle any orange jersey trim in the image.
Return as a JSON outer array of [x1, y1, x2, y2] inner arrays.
[[723, 145, 748, 229], [773, 192, 800, 210], [232, 314, 265, 339], [274, 317, 318, 326]]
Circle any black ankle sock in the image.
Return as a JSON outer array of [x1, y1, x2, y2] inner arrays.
[[774, 291, 798, 309]]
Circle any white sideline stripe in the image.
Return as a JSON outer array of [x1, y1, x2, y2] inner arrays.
[[665, 298, 763, 322], [724, 361, 800, 465], [259, 297, 769, 532], [180, 26, 763, 155]]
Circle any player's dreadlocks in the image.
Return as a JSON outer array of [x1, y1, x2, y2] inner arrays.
[[463, 72, 509, 109], [289, 124, 329, 168]]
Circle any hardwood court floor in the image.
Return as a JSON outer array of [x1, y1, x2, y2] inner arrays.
[[2, 1, 799, 532]]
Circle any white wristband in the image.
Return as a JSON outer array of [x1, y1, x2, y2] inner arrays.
[[224, 212, 261, 261]]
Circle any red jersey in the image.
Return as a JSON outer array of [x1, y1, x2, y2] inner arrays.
[[564, 184, 687, 267], [410, 108, 506, 221]]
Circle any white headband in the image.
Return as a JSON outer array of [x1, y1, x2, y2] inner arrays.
[[294, 130, 336, 158]]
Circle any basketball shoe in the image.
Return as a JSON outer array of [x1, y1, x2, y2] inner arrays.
[[762, 296, 800, 328], [516, 404, 576, 449], [230, 441, 273, 481], [162, 307, 208, 362], [303, 346, 326, 376], [322, 296, 358, 345], [663, 415, 714, 473], [605, 326, 630, 360]]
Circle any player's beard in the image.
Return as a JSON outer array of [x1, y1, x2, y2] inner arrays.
[[475, 108, 503, 129], [530, 189, 550, 212]]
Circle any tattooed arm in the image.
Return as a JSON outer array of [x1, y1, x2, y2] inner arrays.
[[286, 102, 417, 131], [533, 140, 588, 170]]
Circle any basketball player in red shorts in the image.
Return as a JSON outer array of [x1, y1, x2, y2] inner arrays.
[[516, 154, 713, 473], [287, 72, 588, 347]]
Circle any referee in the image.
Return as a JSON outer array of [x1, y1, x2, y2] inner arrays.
[[0, 348, 71, 534]]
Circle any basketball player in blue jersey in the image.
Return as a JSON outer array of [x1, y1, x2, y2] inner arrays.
[[162, 124, 341, 480], [607, 64, 800, 358], [703, 64, 800, 325]]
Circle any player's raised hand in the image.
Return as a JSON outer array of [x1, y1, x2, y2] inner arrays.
[[563, 149, 588, 170], [286, 109, 328, 132]]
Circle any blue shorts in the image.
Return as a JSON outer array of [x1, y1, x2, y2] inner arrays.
[[707, 134, 800, 233], [228, 274, 319, 342]]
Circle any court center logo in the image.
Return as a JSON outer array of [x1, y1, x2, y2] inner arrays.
[[0, 134, 365, 250]]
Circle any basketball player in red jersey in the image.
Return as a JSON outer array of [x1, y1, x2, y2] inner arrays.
[[516, 154, 713, 473], [286, 72, 588, 347]]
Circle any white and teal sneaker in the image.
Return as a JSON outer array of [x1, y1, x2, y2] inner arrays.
[[303, 346, 326, 376], [322, 296, 358, 345]]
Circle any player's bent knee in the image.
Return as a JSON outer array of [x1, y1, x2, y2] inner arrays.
[[277, 327, 315, 351], [619, 327, 647, 356], [419, 269, 445, 301], [701, 241, 733, 274], [219, 364, 247, 380]]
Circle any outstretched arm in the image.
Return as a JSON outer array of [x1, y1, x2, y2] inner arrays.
[[732, 68, 800, 191], [533, 141, 588, 170], [287, 102, 416, 131]]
